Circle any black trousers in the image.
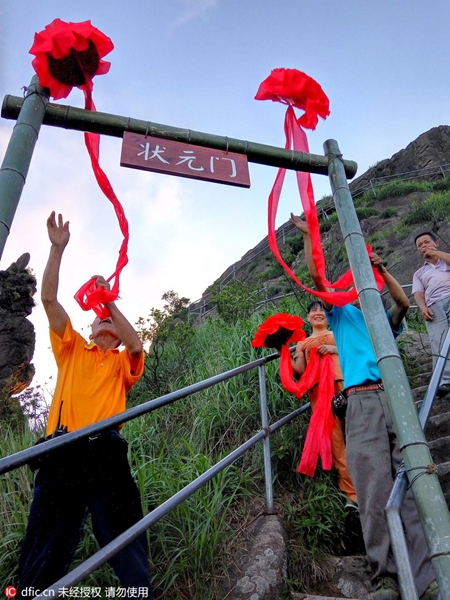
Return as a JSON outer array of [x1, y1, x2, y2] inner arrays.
[[18, 430, 153, 598]]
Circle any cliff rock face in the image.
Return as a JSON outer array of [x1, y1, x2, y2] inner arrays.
[[0, 253, 36, 395], [349, 124, 450, 193]]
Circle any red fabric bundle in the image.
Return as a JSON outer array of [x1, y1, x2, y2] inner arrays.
[[276, 345, 335, 475], [255, 68, 385, 305], [30, 19, 128, 319], [252, 314, 334, 475], [295, 349, 335, 475], [29, 18, 113, 100], [251, 313, 306, 351]]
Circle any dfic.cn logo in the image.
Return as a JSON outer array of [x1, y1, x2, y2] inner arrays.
[[4, 588, 17, 598]]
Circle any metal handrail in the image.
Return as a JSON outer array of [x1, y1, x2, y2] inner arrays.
[[0, 352, 278, 475], [351, 163, 450, 199], [0, 349, 311, 596]]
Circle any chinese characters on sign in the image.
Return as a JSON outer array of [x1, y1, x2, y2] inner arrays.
[[120, 132, 250, 188]]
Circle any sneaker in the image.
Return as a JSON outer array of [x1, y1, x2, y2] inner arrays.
[[420, 579, 439, 600], [373, 576, 399, 600], [437, 384, 450, 397], [344, 498, 359, 512]]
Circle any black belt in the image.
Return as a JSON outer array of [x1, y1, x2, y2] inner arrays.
[[344, 382, 384, 397]]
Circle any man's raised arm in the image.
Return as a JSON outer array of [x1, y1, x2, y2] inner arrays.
[[290, 213, 332, 309], [91, 275, 143, 360], [370, 253, 409, 330], [41, 212, 70, 337]]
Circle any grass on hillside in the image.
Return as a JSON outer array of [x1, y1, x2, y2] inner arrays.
[[1, 297, 346, 598]]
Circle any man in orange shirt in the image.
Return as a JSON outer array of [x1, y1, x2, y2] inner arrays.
[[18, 212, 152, 598]]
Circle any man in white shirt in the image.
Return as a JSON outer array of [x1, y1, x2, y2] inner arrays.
[[412, 231, 450, 396]]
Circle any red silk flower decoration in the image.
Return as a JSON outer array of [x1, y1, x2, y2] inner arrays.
[[30, 19, 128, 319], [252, 313, 335, 475], [251, 313, 306, 351], [255, 68, 330, 130], [252, 313, 307, 398], [29, 19, 113, 100], [255, 68, 384, 306]]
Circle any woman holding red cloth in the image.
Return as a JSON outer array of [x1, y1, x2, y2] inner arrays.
[[292, 300, 357, 506]]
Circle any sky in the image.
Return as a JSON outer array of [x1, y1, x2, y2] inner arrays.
[[1, 0, 450, 394]]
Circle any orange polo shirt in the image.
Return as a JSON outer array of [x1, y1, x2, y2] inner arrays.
[[46, 318, 144, 435]]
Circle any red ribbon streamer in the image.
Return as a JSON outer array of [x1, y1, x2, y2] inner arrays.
[[278, 345, 335, 475], [251, 311, 335, 475], [29, 19, 128, 319], [268, 106, 384, 305], [73, 85, 129, 319]]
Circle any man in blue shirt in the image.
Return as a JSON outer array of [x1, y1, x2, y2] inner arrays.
[[291, 215, 437, 600]]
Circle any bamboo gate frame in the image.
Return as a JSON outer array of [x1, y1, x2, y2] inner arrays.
[[1, 75, 450, 598]]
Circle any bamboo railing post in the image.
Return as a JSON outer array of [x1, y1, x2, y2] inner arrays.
[[324, 138, 450, 598]]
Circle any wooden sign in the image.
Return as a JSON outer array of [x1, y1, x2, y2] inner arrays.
[[120, 131, 250, 188]]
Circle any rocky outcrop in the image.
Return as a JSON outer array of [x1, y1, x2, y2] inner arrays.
[[349, 125, 450, 194], [222, 515, 288, 600], [0, 253, 36, 395]]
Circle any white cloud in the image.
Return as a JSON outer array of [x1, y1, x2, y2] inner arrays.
[[167, 0, 219, 31]]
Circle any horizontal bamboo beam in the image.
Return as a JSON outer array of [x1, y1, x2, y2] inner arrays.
[[2, 94, 358, 178]]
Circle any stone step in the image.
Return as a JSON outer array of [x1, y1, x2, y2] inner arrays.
[[409, 371, 433, 388], [425, 411, 450, 440], [430, 393, 450, 415], [436, 461, 450, 494], [289, 556, 374, 599], [412, 385, 429, 404], [405, 360, 432, 374], [429, 435, 450, 465], [414, 356, 434, 369], [414, 388, 450, 416]]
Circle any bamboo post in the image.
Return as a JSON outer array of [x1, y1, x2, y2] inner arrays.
[[324, 138, 450, 598], [0, 76, 49, 259]]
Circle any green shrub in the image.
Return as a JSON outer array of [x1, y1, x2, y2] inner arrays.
[[374, 179, 432, 200], [430, 173, 450, 192], [285, 475, 346, 555], [355, 190, 376, 206], [319, 220, 332, 233], [319, 211, 339, 233], [0, 302, 357, 596], [356, 207, 380, 220], [404, 190, 450, 228], [405, 309, 427, 334], [266, 262, 284, 279], [286, 235, 304, 255], [247, 260, 258, 273], [379, 207, 398, 219], [267, 285, 281, 297], [212, 280, 259, 325], [393, 223, 413, 240], [281, 249, 295, 267]]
